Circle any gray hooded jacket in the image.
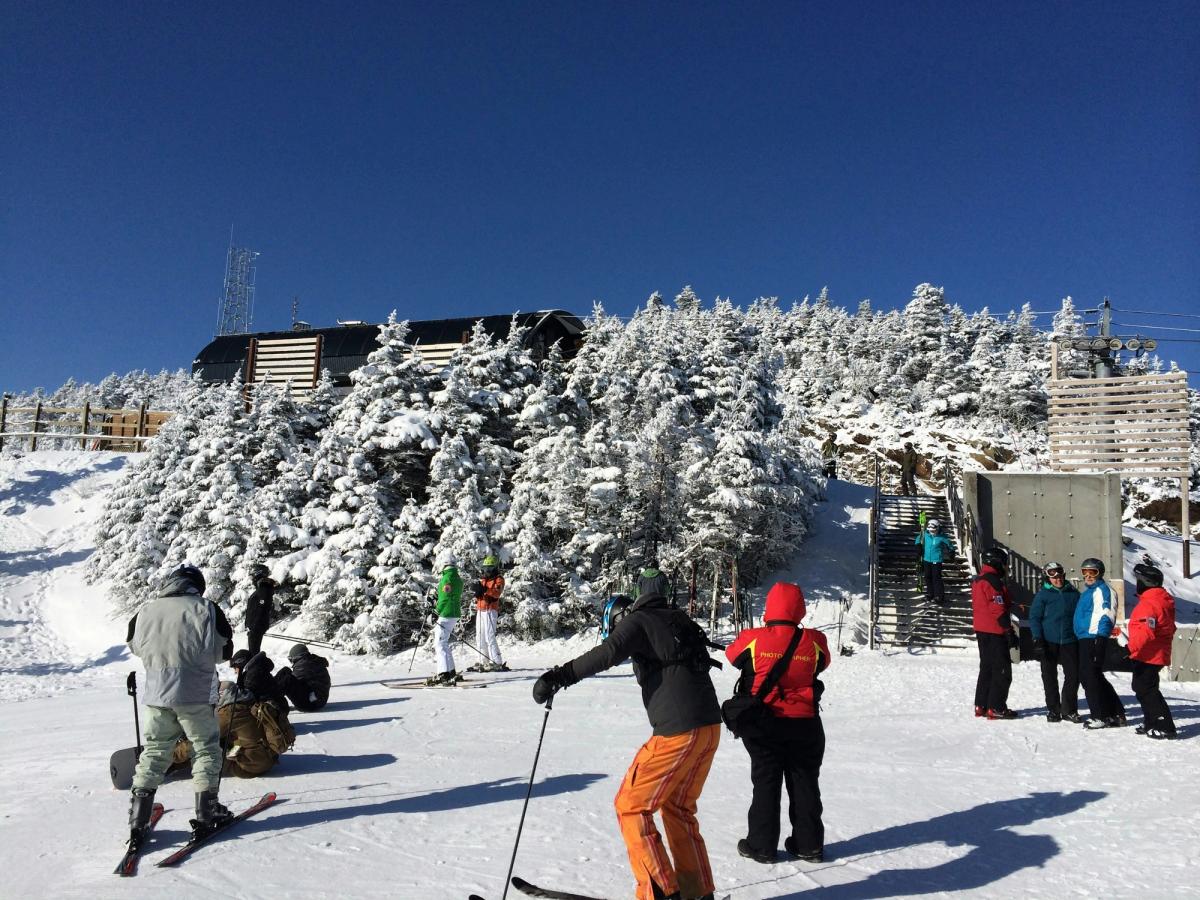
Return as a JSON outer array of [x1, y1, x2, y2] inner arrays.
[[127, 574, 233, 706]]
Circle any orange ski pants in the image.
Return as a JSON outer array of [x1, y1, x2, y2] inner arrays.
[[614, 723, 720, 900]]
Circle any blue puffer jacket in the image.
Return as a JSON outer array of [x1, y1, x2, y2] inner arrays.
[[1029, 581, 1080, 644], [914, 532, 954, 564], [1074, 579, 1116, 639]]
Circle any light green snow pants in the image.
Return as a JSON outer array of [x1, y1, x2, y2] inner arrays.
[[131, 703, 222, 792]]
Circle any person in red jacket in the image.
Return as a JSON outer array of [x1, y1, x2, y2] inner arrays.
[[1127, 563, 1178, 739], [971, 547, 1020, 719], [725, 582, 830, 865]]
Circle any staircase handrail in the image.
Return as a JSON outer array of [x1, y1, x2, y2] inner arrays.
[[868, 455, 881, 650], [942, 458, 979, 573]]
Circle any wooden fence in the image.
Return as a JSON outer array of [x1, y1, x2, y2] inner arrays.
[[0, 399, 172, 452]]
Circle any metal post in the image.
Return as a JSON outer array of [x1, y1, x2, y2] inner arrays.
[[31, 400, 42, 451], [688, 559, 697, 618], [1095, 298, 1114, 379], [730, 557, 740, 632], [80, 401, 90, 450], [136, 401, 147, 450], [0, 395, 7, 452], [1183, 476, 1192, 579]]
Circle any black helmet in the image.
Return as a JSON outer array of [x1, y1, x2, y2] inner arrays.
[[981, 547, 1008, 573], [1133, 562, 1163, 591], [1080, 557, 1105, 577], [171, 564, 206, 594], [250, 563, 271, 583], [601, 595, 635, 639]]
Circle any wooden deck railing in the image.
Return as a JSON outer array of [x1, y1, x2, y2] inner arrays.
[[0, 398, 172, 452]]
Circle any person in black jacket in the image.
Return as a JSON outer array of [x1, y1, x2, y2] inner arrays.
[[229, 649, 289, 711], [244, 565, 275, 655], [274, 643, 331, 712], [533, 590, 722, 900]]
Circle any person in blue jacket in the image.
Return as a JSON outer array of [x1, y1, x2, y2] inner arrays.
[[914, 519, 954, 605], [1073, 557, 1126, 729], [1029, 561, 1081, 723]]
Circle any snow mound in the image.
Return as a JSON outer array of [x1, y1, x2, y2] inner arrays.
[[0, 450, 133, 701]]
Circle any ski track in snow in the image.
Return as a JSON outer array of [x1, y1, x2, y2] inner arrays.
[[1, 456, 1199, 898]]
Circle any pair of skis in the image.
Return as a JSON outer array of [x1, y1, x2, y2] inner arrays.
[[471, 876, 605, 900], [113, 791, 279, 876]]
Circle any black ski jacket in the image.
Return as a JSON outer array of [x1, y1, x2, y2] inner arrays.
[[275, 653, 331, 711], [562, 594, 721, 737], [244, 581, 275, 634]]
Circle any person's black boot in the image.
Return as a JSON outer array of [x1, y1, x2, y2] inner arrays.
[[737, 838, 777, 864], [128, 788, 156, 848], [190, 789, 233, 839]]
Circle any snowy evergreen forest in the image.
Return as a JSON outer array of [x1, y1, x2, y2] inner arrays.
[[62, 285, 1196, 651]]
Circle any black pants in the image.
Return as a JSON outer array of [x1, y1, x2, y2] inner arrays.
[[900, 470, 916, 495], [247, 629, 265, 656], [742, 716, 825, 854], [974, 632, 1012, 712], [922, 562, 945, 604], [1077, 637, 1124, 720], [824, 461, 837, 479], [1131, 661, 1176, 734], [1039, 641, 1080, 716]]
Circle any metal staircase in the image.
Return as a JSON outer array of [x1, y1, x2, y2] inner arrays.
[[869, 461, 975, 649]]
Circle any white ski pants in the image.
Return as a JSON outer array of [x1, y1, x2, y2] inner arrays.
[[434, 617, 458, 674], [475, 608, 504, 665]]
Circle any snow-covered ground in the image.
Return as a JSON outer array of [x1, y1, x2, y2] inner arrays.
[[2, 454, 1199, 899]]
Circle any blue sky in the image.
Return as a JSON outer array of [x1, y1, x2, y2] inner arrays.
[[2, 1, 1197, 394]]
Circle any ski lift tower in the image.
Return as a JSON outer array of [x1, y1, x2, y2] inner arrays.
[[215, 238, 260, 336]]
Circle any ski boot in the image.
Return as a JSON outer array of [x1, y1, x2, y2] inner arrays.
[[487, 661, 510, 672], [190, 789, 233, 839], [466, 662, 488, 673], [128, 787, 156, 849]]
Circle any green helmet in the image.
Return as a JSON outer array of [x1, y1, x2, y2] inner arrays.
[[482, 555, 499, 567]]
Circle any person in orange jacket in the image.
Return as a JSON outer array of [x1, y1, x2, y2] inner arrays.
[[725, 582, 830, 865], [1126, 563, 1178, 739], [468, 554, 508, 672]]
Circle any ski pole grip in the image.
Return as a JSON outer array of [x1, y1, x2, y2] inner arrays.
[[127, 671, 137, 697]]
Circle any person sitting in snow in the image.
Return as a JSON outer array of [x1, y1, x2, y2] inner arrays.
[[467, 555, 508, 673], [216, 650, 295, 777], [425, 554, 463, 686], [274, 643, 331, 712]]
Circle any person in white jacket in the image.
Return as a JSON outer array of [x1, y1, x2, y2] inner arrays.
[[125, 565, 234, 846]]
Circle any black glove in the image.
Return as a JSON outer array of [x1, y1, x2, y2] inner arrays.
[[1006, 630, 1020, 650], [1031, 638, 1045, 652], [532, 664, 575, 705]]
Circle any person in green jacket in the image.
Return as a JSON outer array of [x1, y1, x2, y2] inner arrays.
[[425, 554, 464, 686], [1028, 561, 1081, 723]]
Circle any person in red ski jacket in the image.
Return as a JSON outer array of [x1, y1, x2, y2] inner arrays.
[[725, 582, 830, 864], [971, 547, 1020, 719], [1126, 563, 1178, 739]]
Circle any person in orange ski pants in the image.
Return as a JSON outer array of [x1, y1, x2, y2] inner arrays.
[[534, 592, 723, 900]]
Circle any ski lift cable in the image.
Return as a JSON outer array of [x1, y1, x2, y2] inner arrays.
[[1110, 307, 1200, 320], [1111, 322, 1200, 334]]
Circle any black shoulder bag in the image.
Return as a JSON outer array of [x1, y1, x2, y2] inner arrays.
[[721, 626, 804, 740]]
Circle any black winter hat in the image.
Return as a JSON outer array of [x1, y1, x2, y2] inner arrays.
[[230, 649, 251, 669], [288, 643, 310, 662]]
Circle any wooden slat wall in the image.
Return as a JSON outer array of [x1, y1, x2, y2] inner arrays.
[[250, 336, 322, 398], [1047, 371, 1190, 477]]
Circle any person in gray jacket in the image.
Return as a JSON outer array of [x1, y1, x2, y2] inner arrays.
[[125, 564, 234, 847]]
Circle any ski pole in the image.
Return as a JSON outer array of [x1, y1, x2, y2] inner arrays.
[[127, 671, 142, 750], [502, 694, 554, 900], [262, 631, 338, 649]]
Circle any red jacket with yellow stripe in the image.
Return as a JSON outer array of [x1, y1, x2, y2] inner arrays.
[[724, 582, 829, 718]]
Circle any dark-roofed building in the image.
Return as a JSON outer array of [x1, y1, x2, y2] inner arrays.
[[192, 311, 585, 397]]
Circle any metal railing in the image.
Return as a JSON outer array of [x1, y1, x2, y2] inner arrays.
[[868, 456, 881, 650]]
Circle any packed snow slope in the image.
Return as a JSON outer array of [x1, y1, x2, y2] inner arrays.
[[2, 453, 1199, 899]]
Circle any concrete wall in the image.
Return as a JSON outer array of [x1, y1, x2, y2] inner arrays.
[[1169, 625, 1200, 683], [962, 472, 1125, 620]]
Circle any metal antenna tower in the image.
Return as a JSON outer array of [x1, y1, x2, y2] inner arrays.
[[215, 232, 260, 336]]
